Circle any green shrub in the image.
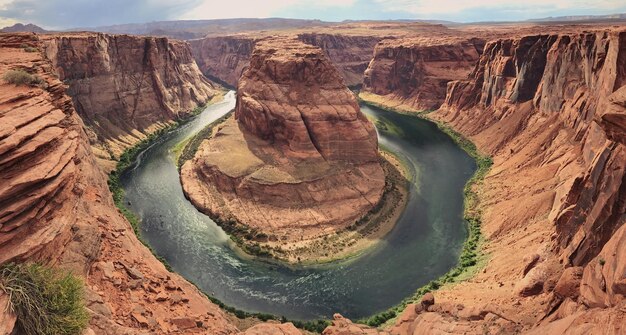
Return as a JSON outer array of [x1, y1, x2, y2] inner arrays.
[[0, 263, 89, 335], [23, 46, 38, 53], [2, 69, 45, 87]]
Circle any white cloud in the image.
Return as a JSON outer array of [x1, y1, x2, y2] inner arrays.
[[0, 16, 16, 27], [373, 0, 625, 17], [180, 0, 356, 20], [0, 0, 15, 28]]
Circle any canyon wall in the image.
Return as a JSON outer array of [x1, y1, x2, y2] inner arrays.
[[190, 33, 382, 89], [189, 36, 259, 88], [296, 33, 382, 87], [361, 37, 485, 111], [181, 38, 385, 260], [340, 28, 626, 334], [42, 33, 220, 171], [0, 33, 247, 334], [438, 31, 626, 267]]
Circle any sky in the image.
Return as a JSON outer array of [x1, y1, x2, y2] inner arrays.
[[1, 0, 625, 30]]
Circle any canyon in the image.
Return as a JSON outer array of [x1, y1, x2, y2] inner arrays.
[[42, 33, 221, 172], [180, 38, 392, 263], [0, 32, 300, 334], [1, 19, 625, 335], [341, 27, 626, 334], [189, 22, 456, 89]]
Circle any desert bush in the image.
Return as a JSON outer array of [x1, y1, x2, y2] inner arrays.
[[2, 69, 45, 87], [0, 263, 89, 335], [20, 44, 38, 53]]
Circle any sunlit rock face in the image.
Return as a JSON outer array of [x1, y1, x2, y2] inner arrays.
[[362, 37, 485, 111], [0, 33, 238, 335], [43, 33, 220, 171], [181, 37, 385, 243]]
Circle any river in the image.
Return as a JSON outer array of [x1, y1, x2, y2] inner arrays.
[[120, 91, 476, 320]]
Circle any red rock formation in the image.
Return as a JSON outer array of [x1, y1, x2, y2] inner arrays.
[[346, 27, 626, 334], [440, 31, 626, 266], [0, 33, 298, 335], [42, 33, 220, 171], [0, 33, 94, 267], [181, 38, 385, 250], [323, 314, 390, 335], [362, 37, 485, 111], [189, 35, 259, 88], [297, 33, 382, 87], [236, 38, 379, 163], [243, 322, 302, 335], [191, 33, 381, 89]]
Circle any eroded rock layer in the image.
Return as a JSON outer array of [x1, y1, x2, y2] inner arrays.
[[362, 37, 485, 111], [182, 38, 384, 244], [341, 28, 626, 334], [296, 33, 382, 87], [42, 33, 220, 171], [0, 33, 246, 334], [189, 36, 259, 88], [191, 33, 381, 89]]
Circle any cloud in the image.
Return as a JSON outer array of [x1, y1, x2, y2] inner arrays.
[[0, 17, 16, 28], [0, 0, 625, 28], [179, 0, 357, 20], [0, 0, 202, 29], [371, 0, 626, 21]]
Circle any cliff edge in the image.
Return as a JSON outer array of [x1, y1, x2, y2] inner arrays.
[[341, 27, 626, 335], [42, 33, 221, 171]]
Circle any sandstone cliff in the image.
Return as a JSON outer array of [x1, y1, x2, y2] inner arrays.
[[297, 33, 382, 87], [42, 33, 220, 171], [339, 28, 626, 334], [361, 37, 485, 111], [189, 35, 259, 88], [191, 33, 381, 89], [181, 38, 385, 259], [0, 33, 304, 335]]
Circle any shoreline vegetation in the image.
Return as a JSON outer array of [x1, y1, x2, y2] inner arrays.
[[177, 113, 411, 265], [356, 91, 492, 328], [106, 88, 492, 333], [105, 92, 332, 333]]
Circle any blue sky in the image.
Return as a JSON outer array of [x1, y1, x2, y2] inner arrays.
[[1, 0, 625, 29]]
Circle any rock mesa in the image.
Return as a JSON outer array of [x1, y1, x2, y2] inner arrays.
[[181, 38, 385, 247]]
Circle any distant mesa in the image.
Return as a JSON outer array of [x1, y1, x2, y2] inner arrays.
[[0, 23, 48, 33]]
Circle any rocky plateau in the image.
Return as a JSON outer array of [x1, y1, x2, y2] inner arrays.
[[181, 38, 388, 261]]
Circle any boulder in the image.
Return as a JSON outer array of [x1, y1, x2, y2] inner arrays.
[[554, 267, 584, 300]]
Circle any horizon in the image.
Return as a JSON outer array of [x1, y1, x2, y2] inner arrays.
[[1, 0, 626, 30]]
